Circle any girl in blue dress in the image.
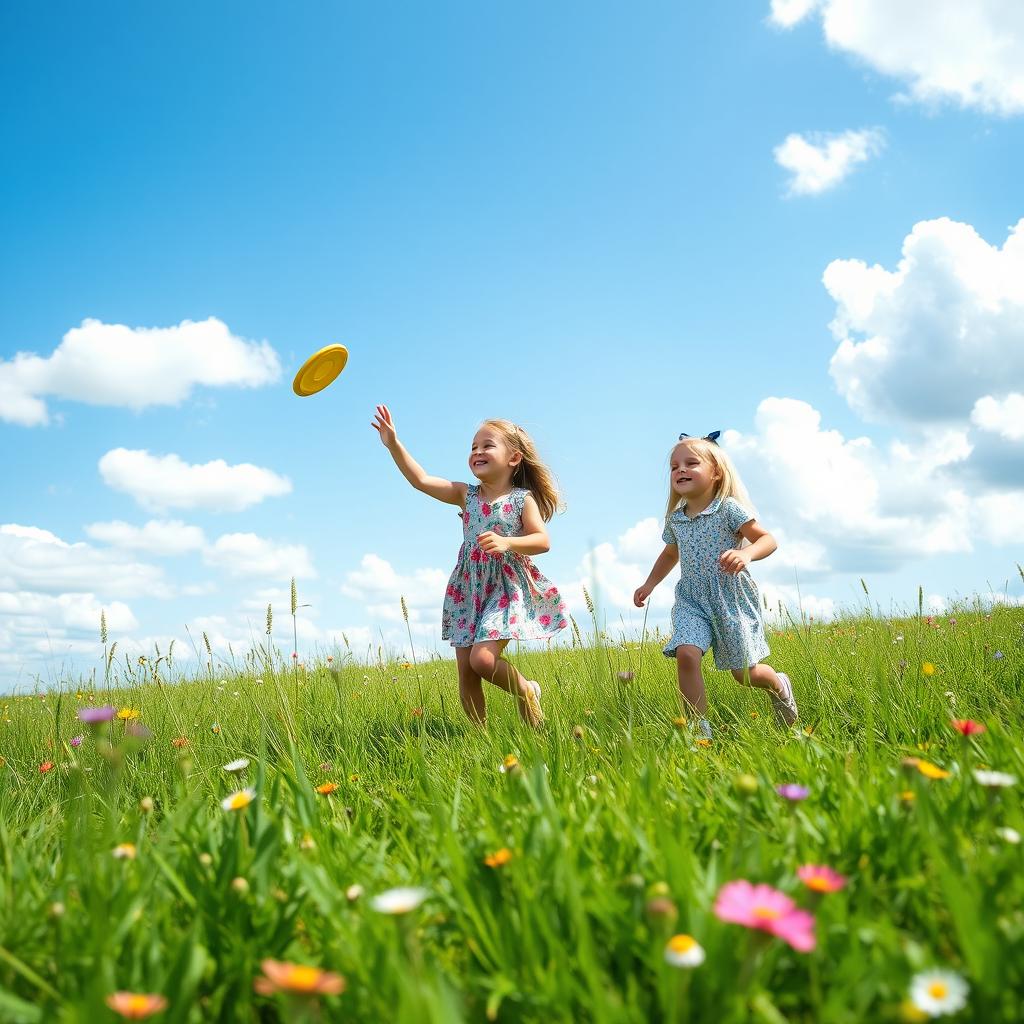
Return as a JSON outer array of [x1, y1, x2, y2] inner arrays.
[[633, 432, 797, 738], [373, 405, 567, 727]]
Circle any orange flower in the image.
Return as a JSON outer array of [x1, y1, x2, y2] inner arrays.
[[171, 737, 188, 749], [254, 959, 345, 996], [316, 782, 339, 795], [105, 992, 168, 1018], [484, 847, 513, 868], [39, 761, 54, 774], [950, 719, 986, 736], [410, 707, 424, 718]]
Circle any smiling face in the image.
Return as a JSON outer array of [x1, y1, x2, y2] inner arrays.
[[468, 426, 521, 485], [670, 442, 720, 502]]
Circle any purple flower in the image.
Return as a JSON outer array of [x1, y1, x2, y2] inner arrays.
[[70, 735, 84, 748], [78, 705, 116, 724], [993, 650, 1005, 660], [776, 783, 810, 801]]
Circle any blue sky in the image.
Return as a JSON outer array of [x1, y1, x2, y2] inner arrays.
[[2, 2, 1023, 690]]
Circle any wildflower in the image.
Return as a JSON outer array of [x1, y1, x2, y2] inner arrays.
[[410, 707, 423, 718], [921, 662, 936, 676], [950, 719, 986, 736], [112, 843, 137, 860], [291, 652, 298, 660], [79, 705, 116, 724], [126, 722, 152, 741], [909, 969, 968, 1017], [797, 865, 847, 893], [345, 883, 363, 901], [499, 755, 520, 774], [299, 834, 316, 850], [221, 788, 256, 812], [916, 761, 951, 780], [316, 782, 339, 795], [231, 876, 250, 894], [348, 773, 359, 782], [993, 650, 1004, 660], [223, 758, 250, 773], [713, 880, 816, 952], [645, 897, 678, 922], [484, 847, 513, 868], [39, 761, 54, 774], [254, 959, 345, 997], [319, 762, 333, 772], [695, 738, 712, 748], [616, 670, 634, 682], [211, 723, 221, 735], [49, 901, 65, 918], [572, 725, 585, 740], [105, 992, 168, 1019], [671, 715, 688, 728], [117, 708, 140, 720], [900, 790, 917, 804], [171, 737, 188, 748], [70, 735, 84, 748], [327, 655, 333, 663], [664, 934, 706, 968], [139, 796, 155, 813], [371, 887, 428, 914], [973, 769, 1017, 788], [996, 826, 1020, 844], [775, 783, 809, 801]]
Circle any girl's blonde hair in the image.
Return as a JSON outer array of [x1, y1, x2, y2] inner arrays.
[[481, 419, 562, 522], [665, 437, 755, 522]]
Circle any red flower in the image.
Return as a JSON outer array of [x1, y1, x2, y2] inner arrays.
[[503, 503, 513, 514], [488, 630, 499, 640], [39, 761, 54, 774], [539, 614, 551, 627], [481, 503, 491, 516], [462, 510, 470, 524], [498, 595, 510, 609], [470, 548, 481, 563], [951, 719, 986, 736]]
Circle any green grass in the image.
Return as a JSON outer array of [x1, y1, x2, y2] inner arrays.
[[0, 605, 1022, 1022]]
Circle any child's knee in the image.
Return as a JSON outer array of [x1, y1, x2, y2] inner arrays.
[[468, 647, 495, 677], [730, 668, 748, 684], [676, 646, 703, 671]]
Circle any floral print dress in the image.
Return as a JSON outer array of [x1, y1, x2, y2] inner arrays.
[[441, 484, 568, 647]]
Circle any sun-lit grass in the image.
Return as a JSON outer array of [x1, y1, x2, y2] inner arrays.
[[0, 605, 1021, 1022]]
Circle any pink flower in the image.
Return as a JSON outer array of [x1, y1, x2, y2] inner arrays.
[[488, 629, 499, 640], [498, 595, 510, 609], [796, 865, 847, 893], [474, 595, 482, 612], [509, 615, 517, 624], [529, 565, 542, 581], [544, 588, 557, 600], [502, 564, 516, 579], [502, 503, 512, 514], [481, 503, 491, 516], [471, 548, 481, 563], [462, 510, 470, 524], [950, 719, 986, 736], [539, 614, 551, 627], [713, 880, 816, 952], [457, 617, 467, 629], [512, 631, 520, 639], [463, 571, 470, 582], [70, 735, 84, 748]]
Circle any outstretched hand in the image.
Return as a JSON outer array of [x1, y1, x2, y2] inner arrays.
[[632, 584, 652, 608], [372, 405, 398, 448]]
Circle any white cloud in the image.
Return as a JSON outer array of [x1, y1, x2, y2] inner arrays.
[[0, 523, 170, 598], [0, 317, 280, 427], [341, 554, 448, 622], [204, 533, 316, 579], [769, 0, 1024, 115], [98, 449, 292, 513], [84, 519, 207, 555], [971, 393, 1024, 442], [975, 490, 1024, 545], [826, 218, 1024, 425], [774, 129, 884, 195], [0, 591, 137, 632]]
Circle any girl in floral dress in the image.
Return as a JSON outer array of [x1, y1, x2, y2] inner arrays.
[[372, 405, 567, 727]]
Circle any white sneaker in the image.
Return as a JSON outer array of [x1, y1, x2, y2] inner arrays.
[[770, 673, 799, 727], [695, 718, 713, 740]]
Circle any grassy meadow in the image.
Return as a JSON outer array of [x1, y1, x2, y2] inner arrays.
[[0, 600, 1022, 1022]]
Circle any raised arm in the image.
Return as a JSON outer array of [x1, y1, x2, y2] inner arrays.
[[372, 405, 467, 507], [633, 543, 679, 607]]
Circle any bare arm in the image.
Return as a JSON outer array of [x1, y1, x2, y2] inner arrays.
[[633, 543, 679, 606], [372, 405, 467, 508], [478, 494, 551, 557], [719, 519, 777, 574]]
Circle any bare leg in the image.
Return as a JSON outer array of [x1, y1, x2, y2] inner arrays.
[[469, 641, 542, 727], [675, 645, 707, 715], [730, 663, 784, 695], [456, 646, 486, 725]]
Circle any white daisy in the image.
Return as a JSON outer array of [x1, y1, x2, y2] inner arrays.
[[371, 886, 428, 915], [223, 758, 250, 773], [973, 769, 1017, 788], [664, 934, 705, 968], [996, 826, 1021, 844], [220, 788, 256, 812], [909, 970, 968, 1017]]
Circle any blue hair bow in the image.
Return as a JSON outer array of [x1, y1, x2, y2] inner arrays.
[[679, 430, 721, 444]]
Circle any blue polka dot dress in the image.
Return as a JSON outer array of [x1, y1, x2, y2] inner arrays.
[[441, 485, 568, 648], [661, 495, 770, 671]]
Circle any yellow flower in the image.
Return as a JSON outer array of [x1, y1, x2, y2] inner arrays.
[[221, 788, 256, 811], [695, 738, 712, 748], [921, 662, 936, 676], [484, 847, 513, 868], [916, 761, 951, 780], [499, 755, 519, 774], [105, 992, 168, 1019], [900, 790, 916, 803], [112, 843, 137, 860], [671, 715, 688, 728], [117, 708, 140, 720]]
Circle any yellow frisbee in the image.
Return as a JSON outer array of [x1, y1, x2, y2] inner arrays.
[[292, 344, 349, 397]]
